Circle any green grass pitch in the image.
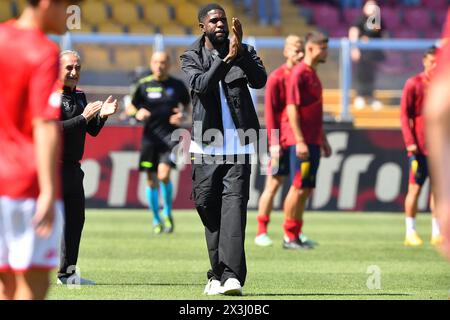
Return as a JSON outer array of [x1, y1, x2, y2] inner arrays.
[[47, 210, 450, 300]]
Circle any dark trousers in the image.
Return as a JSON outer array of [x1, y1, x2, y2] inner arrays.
[[58, 163, 85, 278], [192, 158, 251, 286]]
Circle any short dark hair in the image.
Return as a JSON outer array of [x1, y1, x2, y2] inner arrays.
[[424, 45, 437, 57], [305, 31, 329, 45], [198, 3, 225, 23], [27, 0, 40, 6]]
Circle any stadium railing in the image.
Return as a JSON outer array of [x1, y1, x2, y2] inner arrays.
[[53, 33, 439, 123]]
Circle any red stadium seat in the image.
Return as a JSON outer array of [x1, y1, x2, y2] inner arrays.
[[379, 51, 408, 75], [380, 7, 403, 31], [324, 24, 348, 38], [421, 0, 449, 10], [403, 8, 432, 30], [423, 28, 443, 39], [313, 5, 340, 27], [407, 51, 425, 67], [343, 8, 362, 26], [392, 28, 421, 39], [434, 10, 448, 28]]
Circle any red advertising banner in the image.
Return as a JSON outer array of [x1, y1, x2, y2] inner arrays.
[[83, 126, 430, 212]]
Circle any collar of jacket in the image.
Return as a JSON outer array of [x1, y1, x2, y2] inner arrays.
[[186, 34, 232, 56], [187, 35, 246, 83], [61, 86, 77, 94]]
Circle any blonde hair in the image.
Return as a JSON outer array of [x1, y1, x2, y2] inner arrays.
[[285, 35, 303, 50]]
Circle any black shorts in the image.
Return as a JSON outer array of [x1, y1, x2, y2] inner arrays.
[[139, 140, 175, 172], [267, 148, 290, 176], [289, 144, 321, 189]]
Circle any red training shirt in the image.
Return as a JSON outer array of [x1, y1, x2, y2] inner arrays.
[[0, 20, 61, 199], [265, 64, 294, 146], [400, 72, 430, 156], [281, 61, 324, 147]]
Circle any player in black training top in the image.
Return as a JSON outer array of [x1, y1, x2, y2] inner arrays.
[[128, 51, 190, 235]]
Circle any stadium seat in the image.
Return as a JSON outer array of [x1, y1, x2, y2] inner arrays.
[[403, 8, 432, 30], [77, 45, 113, 71], [407, 52, 425, 67], [378, 51, 408, 75], [343, 8, 362, 26], [380, 7, 403, 31], [73, 21, 95, 33], [164, 0, 188, 6], [423, 28, 442, 39], [421, 0, 449, 10], [393, 28, 421, 39], [106, 0, 128, 3], [313, 5, 340, 30], [434, 10, 448, 29], [156, 24, 189, 36], [81, 1, 109, 25], [0, 1, 14, 22], [174, 2, 199, 29], [96, 22, 126, 33], [244, 24, 279, 37], [114, 46, 145, 71], [127, 22, 155, 34], [326, 24, 348, 38], [143, 3, 173, 27], [131, 0, 160, 6], [111, 2, 141, 25]]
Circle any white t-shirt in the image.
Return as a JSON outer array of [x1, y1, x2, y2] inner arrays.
[[189, 82, 255, 155]]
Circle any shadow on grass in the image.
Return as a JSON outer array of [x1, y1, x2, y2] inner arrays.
[[65, 283, 203, 287], [245, 293, 413, 297]]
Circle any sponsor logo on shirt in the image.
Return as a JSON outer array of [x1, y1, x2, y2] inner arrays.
[[166, 87, 175, 97], [148, 92, 162, 99]]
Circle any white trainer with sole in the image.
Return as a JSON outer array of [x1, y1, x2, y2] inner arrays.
[[254, 233, 273, 247], [203, 278, 222, 295], [221, 278, 242, 296]]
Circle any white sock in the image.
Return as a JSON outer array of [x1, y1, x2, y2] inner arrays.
[[432, 218, 441, 237], [405, 217, 416, 236]]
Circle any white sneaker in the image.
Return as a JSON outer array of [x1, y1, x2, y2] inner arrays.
[[254, 233, 273, 247], [203, 278, 221, 295], [221, 278, 242, 296], [57, 275, 96, 286], [353, 96, 366, 110], [370, 99, 383, 111]]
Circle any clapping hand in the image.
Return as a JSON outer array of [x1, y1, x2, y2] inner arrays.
[[82, 101, 103, 122], [232, 17, 244, 55], [99, 95, 118, 119]]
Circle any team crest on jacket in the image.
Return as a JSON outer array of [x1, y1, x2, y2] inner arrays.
[[63, 101, 72, 112]]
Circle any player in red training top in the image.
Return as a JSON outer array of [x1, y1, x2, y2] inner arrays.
[[401, 46, 440, 247], [0, 0, 81, 300], [425, 8, 450, 260], [281, 31, 332, 250], [254, 35, 304, 247]]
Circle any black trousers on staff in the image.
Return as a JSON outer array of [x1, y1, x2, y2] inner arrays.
[[191, 155, 251, 286], [58, 163, 85, 279]]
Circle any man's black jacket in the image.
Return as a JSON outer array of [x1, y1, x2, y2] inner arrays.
[[180, 35, 267, 146], [60, 87, 106, 164]]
